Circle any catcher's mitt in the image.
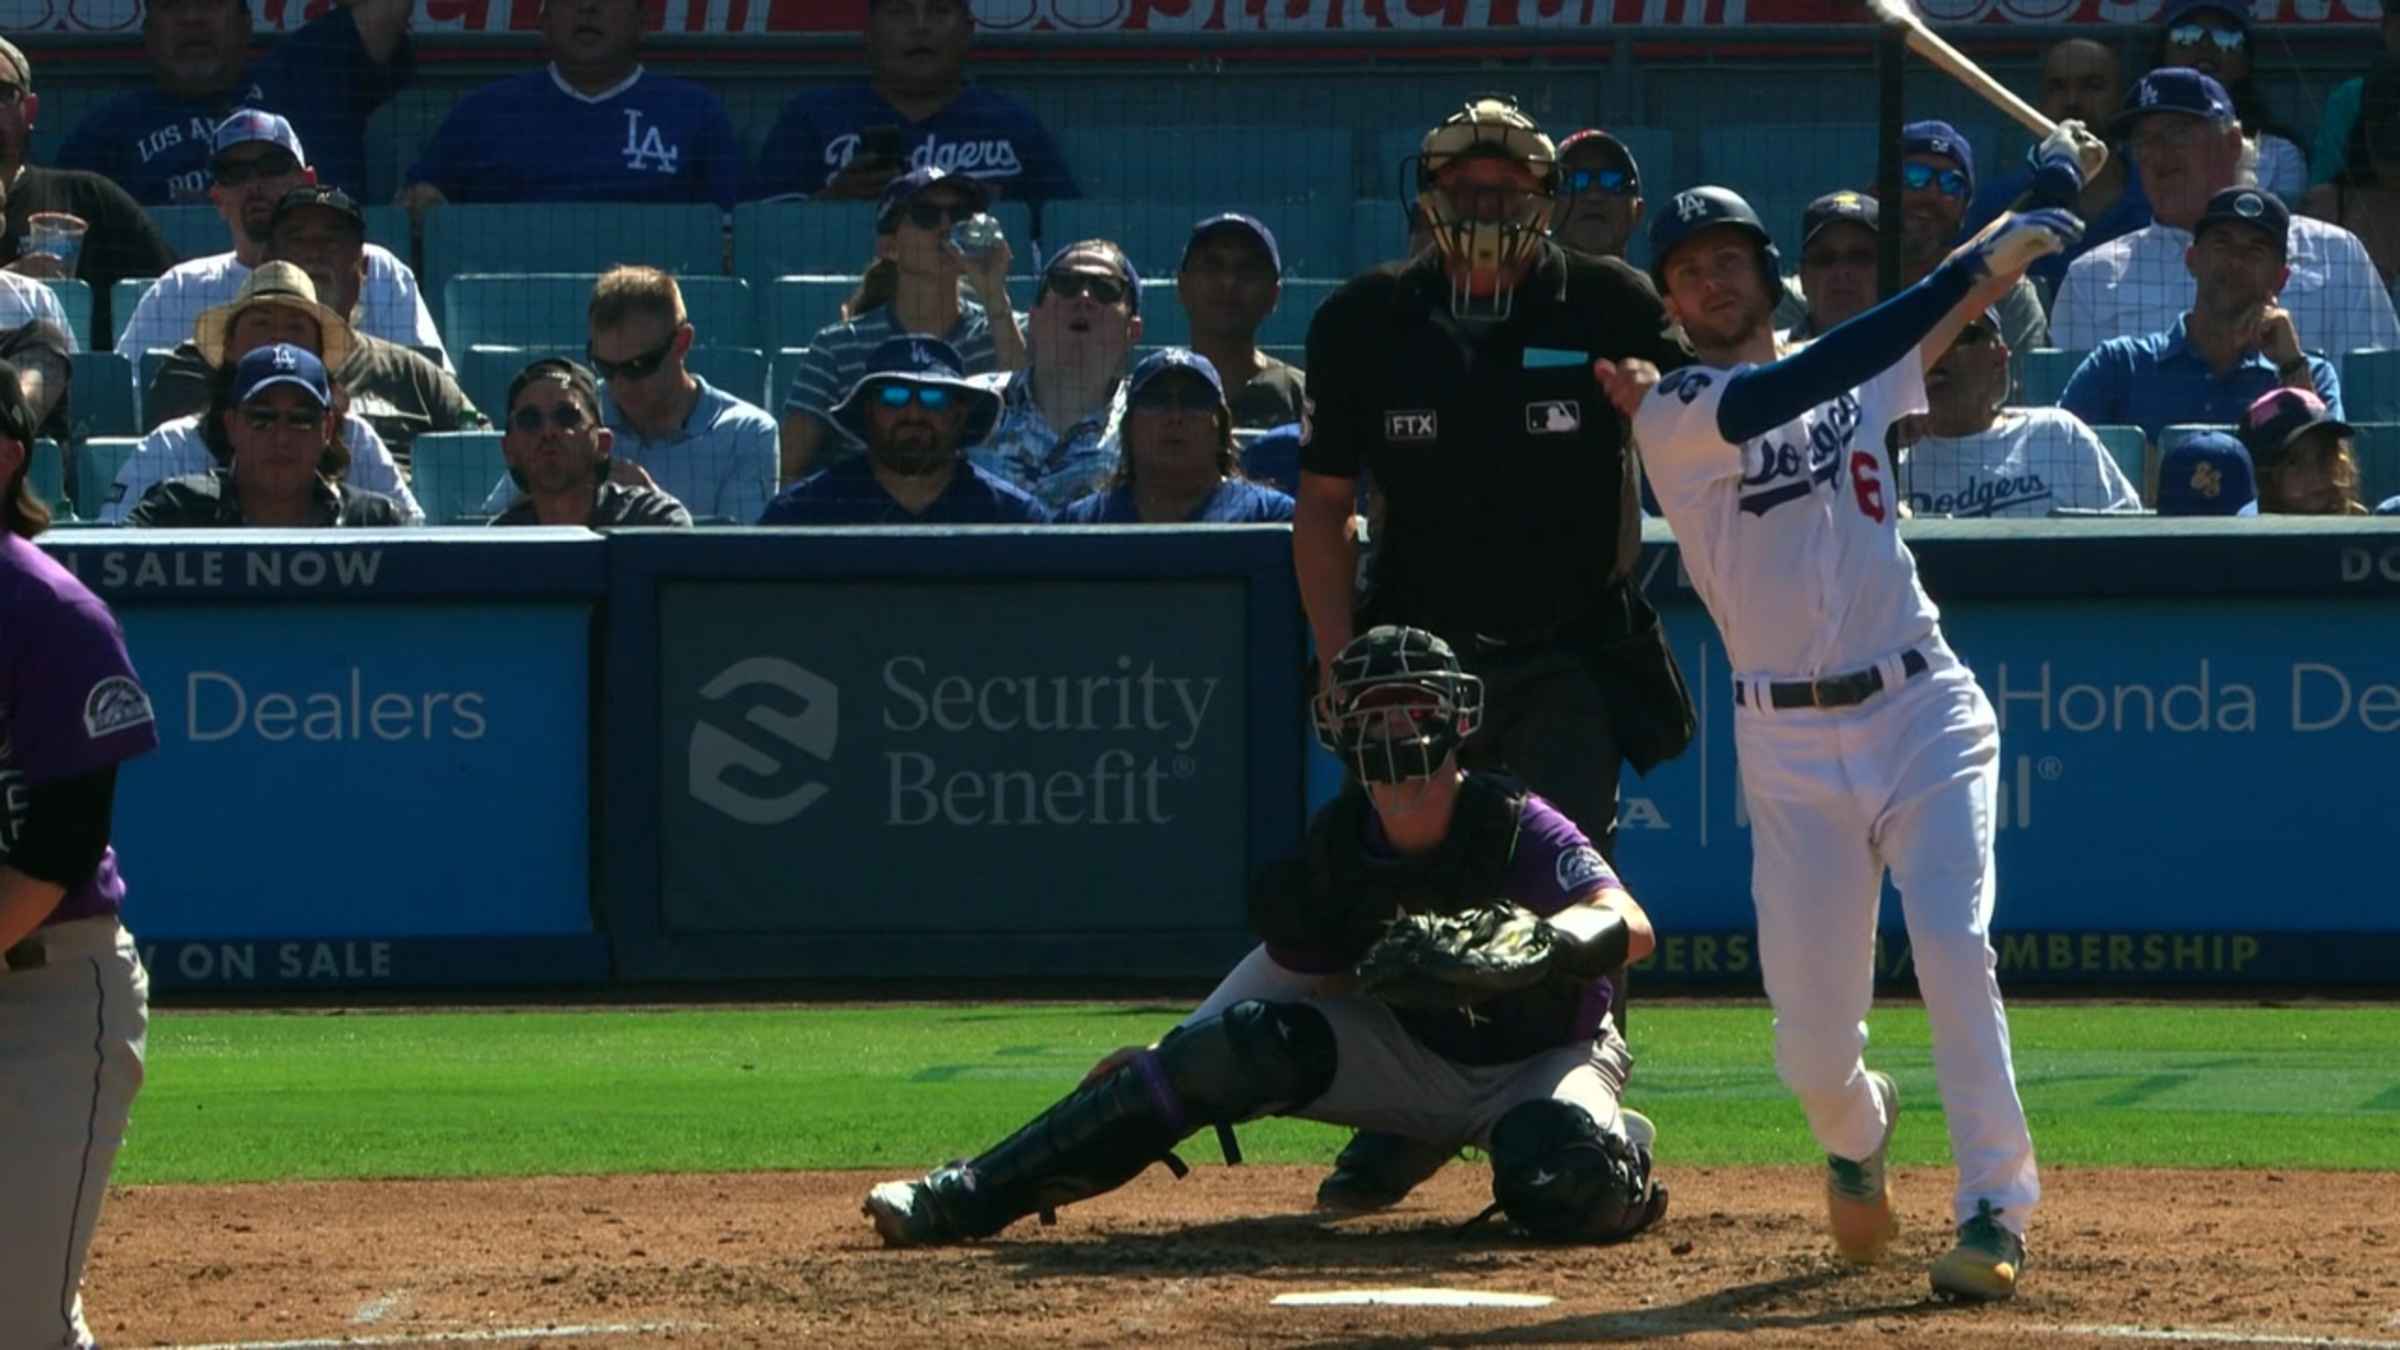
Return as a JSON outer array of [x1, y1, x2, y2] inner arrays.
[[1352, 903, 1559, 1008]]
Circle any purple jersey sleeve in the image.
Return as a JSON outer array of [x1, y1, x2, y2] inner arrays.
[[1505, 793, 1619, 918], [3, 538, 159, 786]]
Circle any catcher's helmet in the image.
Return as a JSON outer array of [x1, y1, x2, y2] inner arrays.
[[1413, 94, 1559, 320], [1314, 626, 1486, 786], [1645, 185, 1782, 301]]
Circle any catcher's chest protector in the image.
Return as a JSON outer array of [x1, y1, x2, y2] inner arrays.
[[1304, 774, 1527, 938]]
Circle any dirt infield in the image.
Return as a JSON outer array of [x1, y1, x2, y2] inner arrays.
[[89, 1165, 2398, 1349]]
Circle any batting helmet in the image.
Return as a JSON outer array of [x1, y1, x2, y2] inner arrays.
[[1413, 94, 1559, 320], [1646, 185, 1782, 301], [1314, 626, 1486, 786]]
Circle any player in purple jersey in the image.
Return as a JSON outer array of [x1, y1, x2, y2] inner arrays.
[[0, 358, 158, 1347], [862, 626, 1667, 1248]]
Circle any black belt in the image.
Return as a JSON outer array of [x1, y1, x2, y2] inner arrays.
[[4, 938, 44, 972], [1737, 649, 1929, 710]]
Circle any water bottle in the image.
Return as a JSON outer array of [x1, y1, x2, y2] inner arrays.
[[948, 213, 1006, 261]]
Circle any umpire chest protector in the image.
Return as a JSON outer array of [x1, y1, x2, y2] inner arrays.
[[1303, 245, 1685, 642]]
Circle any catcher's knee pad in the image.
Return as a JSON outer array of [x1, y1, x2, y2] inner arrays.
[[1488, 1100, 1667, 1243], [1154, 1000, 1336, 1126]]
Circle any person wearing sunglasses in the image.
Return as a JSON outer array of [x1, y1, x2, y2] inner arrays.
[[115, 110, 448, 387], [1890, 307, 2139, 518], [762, 333, 1045, 524], [489, 357, 691, 528], [1056, 349, 1293, 524], [1896, 122, 2050, 354], [2054, 69, 2399, 359], [779, 166, 1026, 484], [1548, 129, 1646, 262], [969, 239, 1142, 510], [2150, 0, 2305, 202], [128, 343, 404, 527]]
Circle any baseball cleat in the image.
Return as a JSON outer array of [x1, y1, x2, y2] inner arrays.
[[1314, 1131, 1455, 1214], [862, 1167, 974, 1247], [1930, 1199, 2026, 1301], [1825, 1070, 1900, 1265]]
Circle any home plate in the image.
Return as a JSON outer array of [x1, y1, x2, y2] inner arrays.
[[1273, 1288, 1556, 1309]]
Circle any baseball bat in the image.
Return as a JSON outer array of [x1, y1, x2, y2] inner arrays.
[[1866, 0, 2057, 140]]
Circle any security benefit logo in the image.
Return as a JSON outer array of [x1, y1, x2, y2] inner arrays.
[[688, 658, 840, 825]]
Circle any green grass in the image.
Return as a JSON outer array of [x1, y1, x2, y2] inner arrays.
[[117, 1003, 2400, 1186]]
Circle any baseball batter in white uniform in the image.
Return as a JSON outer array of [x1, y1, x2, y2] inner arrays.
[[1594, 174, 2090, 1301]]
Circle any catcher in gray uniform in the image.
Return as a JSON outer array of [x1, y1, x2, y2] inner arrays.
[[863, 626, 1669, 1245]]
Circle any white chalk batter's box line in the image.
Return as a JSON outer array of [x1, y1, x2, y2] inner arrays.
[[133, 1321, 706, 1350]]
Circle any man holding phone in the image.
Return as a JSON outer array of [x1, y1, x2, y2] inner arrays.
[[751, 0, 1077, 203]]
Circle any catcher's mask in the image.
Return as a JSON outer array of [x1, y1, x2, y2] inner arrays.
[[1314, 626, 1485, 786], [1414, 95, 1559, 321]]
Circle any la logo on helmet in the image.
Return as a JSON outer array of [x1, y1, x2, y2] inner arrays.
[[1675, 193, 1710, 221]]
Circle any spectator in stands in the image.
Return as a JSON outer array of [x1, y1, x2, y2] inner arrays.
[[759, 334, 1046, 524], [1893, 307, 2141, 518], [1548, 129, 1644, 261], [777, 166, 1023, 481], [2154, 430, 2259, 515], [396, 0, 742, 216], [2148, 0, 2305, 201], [2059, 187, 2343, 445], [2053, 69, 2400, 356], [2239, 386, 2369, 515], [127, 342, 405, 526], [968, 239, 1138, 510], [752, 0, 1076, 203], [478, 266, 776, 523], [116, 112, 444, 377], [0, 290, 72, 437], [1966, 38, 2151, 297], [2300, 61, 2400, 306], [54, 0, 411, 206], [148, 187, 483, 456], [1898, 121, 2047, 351], [2309, 18, 2400, 187], [1783, 191, 1880, 341], [1176, 214, 1304, 430], [1058, 350, 1294, 524], [492, 357, 691, 527], [0, 39, 176, 343], [100, 262, 421, 523]]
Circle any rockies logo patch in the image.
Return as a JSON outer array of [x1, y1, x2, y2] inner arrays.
[[1556, 845, 1612, 894], [83, 675, 154, 740]]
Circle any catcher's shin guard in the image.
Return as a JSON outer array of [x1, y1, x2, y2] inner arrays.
[[1487, 1099, 1669, 1242], [933, 1000, 1337, 1238], [1316, 1130, 1458, 1213]]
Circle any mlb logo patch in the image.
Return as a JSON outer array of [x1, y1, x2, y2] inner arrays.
[[1526, 400, 1581, 435], [1385, 410, 1438, 442]]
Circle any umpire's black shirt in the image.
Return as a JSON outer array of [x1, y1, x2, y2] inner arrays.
[[1302, 243, 1686, 642]]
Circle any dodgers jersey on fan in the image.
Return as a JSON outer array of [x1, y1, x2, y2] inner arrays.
[[751, 84, 1079, 201], [1635, 355, 1940, 680], [405, 67, 742, 209]]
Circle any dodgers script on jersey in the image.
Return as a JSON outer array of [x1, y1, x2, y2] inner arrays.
[[1635, 355, 1941, 681]]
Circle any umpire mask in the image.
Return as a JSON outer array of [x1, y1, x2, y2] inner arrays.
[[1415, 96, 1559, 321], [1315, 626, 1486, 786]]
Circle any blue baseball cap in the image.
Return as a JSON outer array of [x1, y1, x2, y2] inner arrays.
[[830, 333, 1001, 444], [2156, 431, 2259, 516], [1180, 213, 1283, 277], [211, 109, 306, 168], [874, 165, 991, 233], [1126, 348, 1226, 407], [229, 342, 332, 408], [2375, 494, 2400, 516], [2195, 186, 2290, 257], [1801, 190, 1879, 247], [2113, 67, 2237, 136], [2161, 0, 2249, 36], [1902, 120, 1975, 200]]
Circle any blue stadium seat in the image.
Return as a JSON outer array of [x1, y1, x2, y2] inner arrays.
[[2340, 348, 2400, 421], [2086, 424, 2146, 496], [42, 279, 93, 349], [1057, 125, 1353, 203], [458, 344, 581, 427], [762, 276, 856, 352], [2346, 421, 2400, 506], [1134, 277, 1340, 349], [2010, 349, 2087, 408], [72, 438, 142, 522], [148, 205, 230, 263], [28, 439, 67, 518], [1351, 199, 1412, 272], [67, 351, 139, 439], [769, 347, 807, 417], [443, 274, 755, 351], [1697, 124, 1877, 257], [361, 205, 414, 262], [733, 200, 1036, 296], [1039, 199, 1350, 281], [686, 346, 771, 409], [420, 204, 726, 307], [410, 431, 510, 525], [111, 278, 154, 345]]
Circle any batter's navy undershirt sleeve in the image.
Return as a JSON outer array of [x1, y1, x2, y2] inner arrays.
[[1715, 260, 1978, 444], [8, 767, 117, 887]]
